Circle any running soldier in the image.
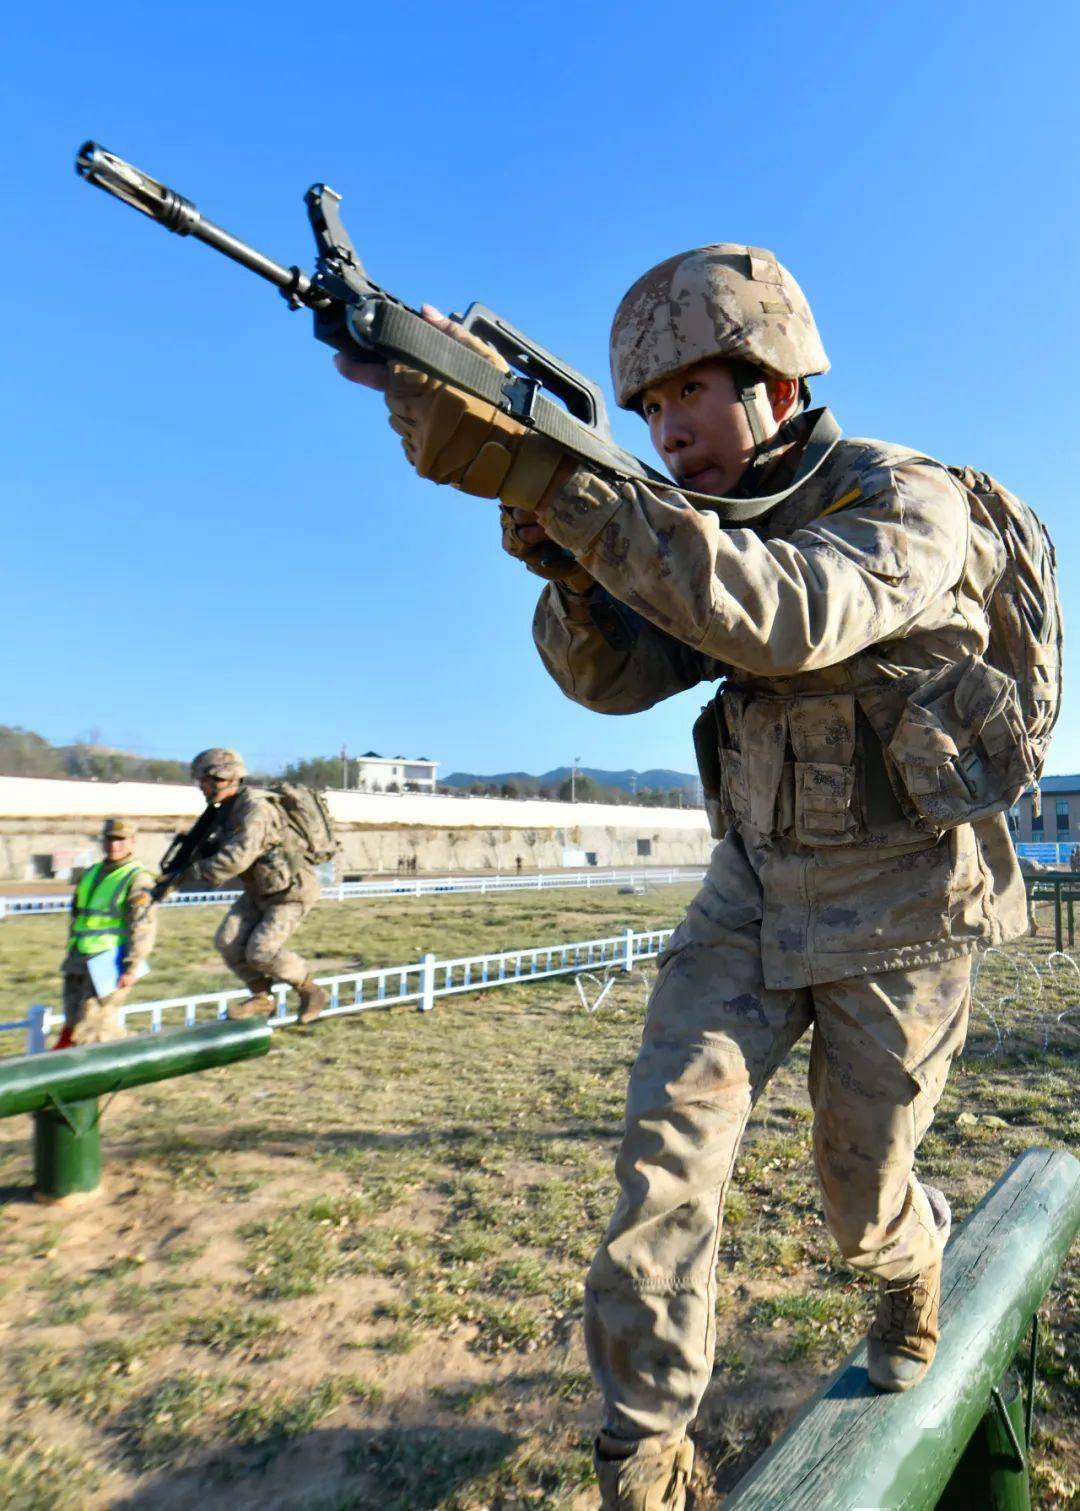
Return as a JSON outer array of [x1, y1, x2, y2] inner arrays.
[[188, 748, 328, 1025]]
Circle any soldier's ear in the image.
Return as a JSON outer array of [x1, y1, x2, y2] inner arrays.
[[766, 376, 801, 424]]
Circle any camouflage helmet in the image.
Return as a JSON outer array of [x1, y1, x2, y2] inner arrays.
[[190, 747, 247, 782], [609, 244, 829, 410]]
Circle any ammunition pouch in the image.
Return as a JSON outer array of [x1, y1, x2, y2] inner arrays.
[[694, 655, 1029, 846], [881, 657, 1033, 832], [252, 846, 295, 898]]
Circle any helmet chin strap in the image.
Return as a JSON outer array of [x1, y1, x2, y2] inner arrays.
[[733, 362, 770, 455], [733, 363, 807, 479]]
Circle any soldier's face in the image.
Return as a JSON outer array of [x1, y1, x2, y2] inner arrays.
[[199, 775, 240, 804], [641, 360, 771, 496]]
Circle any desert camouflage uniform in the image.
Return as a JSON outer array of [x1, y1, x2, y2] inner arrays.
[[530, 422, 1028, 1443], [61, 867, 157, 1045], [193, 787, 321, 993]]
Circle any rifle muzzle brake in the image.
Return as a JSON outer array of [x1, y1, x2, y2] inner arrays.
[[76, 143, 201, 234]]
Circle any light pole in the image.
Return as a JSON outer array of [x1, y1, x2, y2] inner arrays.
[[571, 755, 580, 803]]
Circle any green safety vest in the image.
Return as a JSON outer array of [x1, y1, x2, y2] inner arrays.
[[69, 860, 145, 957]]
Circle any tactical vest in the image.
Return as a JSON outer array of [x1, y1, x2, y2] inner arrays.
[[69, 860, 144, 956], [693, 445, 1055, 848]]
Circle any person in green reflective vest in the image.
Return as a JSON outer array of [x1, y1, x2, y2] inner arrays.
[[58, 818, 157, 1048]]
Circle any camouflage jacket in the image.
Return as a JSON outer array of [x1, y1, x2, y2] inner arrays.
[[193, 787, 318, 905], [531, 415, 1027, 988]]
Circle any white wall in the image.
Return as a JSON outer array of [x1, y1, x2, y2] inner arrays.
[[0, 775, 708, 835]]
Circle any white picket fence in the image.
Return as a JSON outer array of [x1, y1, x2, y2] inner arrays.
[[0, 867, 703, 921], [1, 922, 677, 1053]]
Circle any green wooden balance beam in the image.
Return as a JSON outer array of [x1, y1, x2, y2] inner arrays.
[[0, 1019, 271, 1202], [723, 1147, 1080, 1510]]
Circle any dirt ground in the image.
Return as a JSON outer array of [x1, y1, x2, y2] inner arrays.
[[0, 889, 1076, 1508]]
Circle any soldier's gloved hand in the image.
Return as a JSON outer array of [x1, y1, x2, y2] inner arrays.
[[336, 305, 568, 510], [500, 506, 594, 593]]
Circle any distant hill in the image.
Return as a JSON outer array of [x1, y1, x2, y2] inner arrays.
[[0, 727, 700, 805], [0, 726, 189, 784]]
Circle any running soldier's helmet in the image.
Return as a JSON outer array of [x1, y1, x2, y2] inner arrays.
[[609, 244, 829, 410], [190, 747, 247, 781]]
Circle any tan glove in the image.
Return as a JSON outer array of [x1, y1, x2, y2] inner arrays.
[[500, 506, 594, 592], [384, 308, 568, 510]]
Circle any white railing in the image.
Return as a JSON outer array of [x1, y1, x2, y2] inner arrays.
[[0, 867, 703, 920], [0, 1007, 48, 1054], [5, 923, 676, 1051]]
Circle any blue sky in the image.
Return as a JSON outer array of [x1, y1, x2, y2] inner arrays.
[[5, 0, 1079, 777]]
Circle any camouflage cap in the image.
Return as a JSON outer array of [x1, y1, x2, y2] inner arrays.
[[609, 244, 829, 409], [190, 747, 247, 781], [102, 817, 136, 840]]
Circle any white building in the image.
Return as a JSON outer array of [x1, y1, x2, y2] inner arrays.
[[354, 752, 438, 793]]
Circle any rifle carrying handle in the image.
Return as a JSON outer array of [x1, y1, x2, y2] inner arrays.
[[457, 304, 613, 437]]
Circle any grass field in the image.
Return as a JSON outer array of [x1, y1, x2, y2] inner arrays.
[[0, 887, 1077, 1508]]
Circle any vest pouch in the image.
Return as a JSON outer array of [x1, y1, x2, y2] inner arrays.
[[886, 657, 1033, 832], [253, 846, 294, 898], [794, 762, 858, 844], [788, 693, 861, 845], [715, 690, 787, 836]]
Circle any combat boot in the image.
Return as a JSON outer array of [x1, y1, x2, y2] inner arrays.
[[867, 1260, 941, 1391], [594, 1432, 694, 1511], [227, 992, 276, 1021], [297, 978, 328, 1025], [868, 1184, 950, 1393]]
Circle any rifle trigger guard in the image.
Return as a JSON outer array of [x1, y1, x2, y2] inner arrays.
[[502, 374, 541, 424]]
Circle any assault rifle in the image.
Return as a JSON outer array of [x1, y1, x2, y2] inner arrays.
[[75, 143, 837, 526], [152, 799, 233, 903]]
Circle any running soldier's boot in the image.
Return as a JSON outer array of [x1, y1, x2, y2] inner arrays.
[[297, 978, 328, 1025], [227, 992, 276, 1021], [868, 1185, 951, 1393], [594, 1433, 694, 1511]]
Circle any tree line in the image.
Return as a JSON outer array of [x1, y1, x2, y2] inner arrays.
[[1, 730, 697, 807]]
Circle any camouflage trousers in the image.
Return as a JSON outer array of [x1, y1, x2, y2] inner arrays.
[[215, 894, 313, 992], [61, 960, 129, 1045], [585, 848, 971, 1443]]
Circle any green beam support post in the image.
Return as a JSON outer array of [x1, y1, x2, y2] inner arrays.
[[0, 1019, 271, 1201], [33, 1098, 102, 1202], [937, 1369, 1031, 1511], [723, 1149, 1080, 1510]]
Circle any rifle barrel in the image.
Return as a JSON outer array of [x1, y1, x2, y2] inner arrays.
[[75, 142, 327, 308]]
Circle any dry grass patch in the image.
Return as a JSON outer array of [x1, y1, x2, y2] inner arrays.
[[0, 887, 1076, 1506]]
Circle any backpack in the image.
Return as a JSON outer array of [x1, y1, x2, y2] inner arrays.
[[949, 466, 1063, 791], [266, 782, 340, 866]]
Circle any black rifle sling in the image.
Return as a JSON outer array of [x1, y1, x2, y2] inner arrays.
[[366, 303, 842, 525]]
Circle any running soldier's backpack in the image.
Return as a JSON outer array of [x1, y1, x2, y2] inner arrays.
[[949, 466, 1063, 783], [266, 782, 339, 866]]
